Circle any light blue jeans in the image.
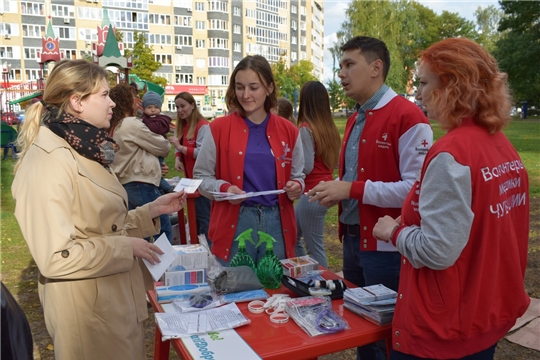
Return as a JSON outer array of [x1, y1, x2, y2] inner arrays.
[[294, 194, 329, 268], [217, 205, 285, 267]]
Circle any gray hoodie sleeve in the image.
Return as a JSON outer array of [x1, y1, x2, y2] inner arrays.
[[291, 132, 306, 192], [300, 126, 315, 175], [396, 152, 473, 270], [193, 124, 209, 159], [193, 130, 229, 199]]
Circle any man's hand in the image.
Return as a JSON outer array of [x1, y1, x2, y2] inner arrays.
[[306, 181, 351, 208]]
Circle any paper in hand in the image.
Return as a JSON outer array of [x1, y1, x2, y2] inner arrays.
[[142, 233, 178, 281], [174, 178, 203, 194]]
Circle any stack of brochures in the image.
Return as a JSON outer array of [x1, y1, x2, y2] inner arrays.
[[343, 284, 397, 326]]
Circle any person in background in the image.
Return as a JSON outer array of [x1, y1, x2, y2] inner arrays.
[[294, 81, 341, 268], [169, 92, 211, 240], [276, 97, 297, 125], [11, 59, 186, 360], [194, 55, 305, 265], [373, 37, 530, 360], [109, 83, 175, 243], [307, 36, 432, 360], [141, 91, 173, 194]]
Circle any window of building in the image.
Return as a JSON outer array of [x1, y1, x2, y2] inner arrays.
[[209, 38, 228, 49], [23, 47, 40, 59], [233, 6, 241, 16], [234, 42, 241, 52], [25, 68, 43, 81], [61, 49, 77, 60], [149, 33, 172, 45], [291, 20, 297, 30], [291, 4, 297, 13], [291, 36, 297, 45], [175, 35, 193, 46], [195, 2, 204, 11], [149, 14, 171, 25], [155, 54, 173, 64], [0, 46, 14, 59], [196, 58, 206, 68], [291, 51, 297, 61], [196, 39, 205, 48], [54, 26, 76, 40], [175, 15, 192, 27], [195, 21, 205, 30], [22, 24, 45, 38], [51, 4, 74, 17], [77, 7, 102, 20], [197, 76, 206, 85], [208, 57, 229, 68], [209, 19, 228, 30], [208, 1, 228, 12], [176, 54, 194, 66], [176, 73, 193, 84], [233, 24, 241, 34], [20, 1, 45, 15]]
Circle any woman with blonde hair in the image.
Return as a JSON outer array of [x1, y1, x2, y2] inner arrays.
[[12, 59, 186, 360], [294, 81, 341, 267], [169, 92, 211, 238], [374, 37, 530, 360]]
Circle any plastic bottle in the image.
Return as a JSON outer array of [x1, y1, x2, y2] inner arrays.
[[229, 228, 256, 272], [255, 231, 283, 289]]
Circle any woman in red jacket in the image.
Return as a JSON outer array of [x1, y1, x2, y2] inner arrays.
[[373, 37, 530, 360], [193, 55, 305, 264], [170, 92, 211, 239], [294, 81, 341, 268]]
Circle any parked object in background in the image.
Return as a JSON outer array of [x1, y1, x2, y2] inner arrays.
[[1, 111, 20, 126], [200, 105, 215, 120]]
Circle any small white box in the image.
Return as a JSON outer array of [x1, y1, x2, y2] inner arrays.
[[281, 255, 319, 277], [164, 268, 207, 286], [168, 244, 208, 271]]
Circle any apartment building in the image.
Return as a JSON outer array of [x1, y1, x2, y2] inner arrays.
[[0, 0, 325, 112]]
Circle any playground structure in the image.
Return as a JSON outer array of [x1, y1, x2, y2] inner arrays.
[[1, 8, 164, 117]]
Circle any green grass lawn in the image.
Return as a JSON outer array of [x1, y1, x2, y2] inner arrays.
[[1, 116, 539, 290]]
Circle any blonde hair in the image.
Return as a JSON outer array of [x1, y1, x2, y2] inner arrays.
[[15, 60, 108, 173], [174, 92, 205, 140]]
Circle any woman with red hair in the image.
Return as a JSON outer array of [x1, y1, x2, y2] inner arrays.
[[374, 37, 530, 359]]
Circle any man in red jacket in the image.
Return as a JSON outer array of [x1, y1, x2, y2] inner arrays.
[[308, 36, 432, 360]]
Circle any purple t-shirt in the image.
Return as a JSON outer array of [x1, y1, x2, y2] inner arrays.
[[242, 114, 278, 207]]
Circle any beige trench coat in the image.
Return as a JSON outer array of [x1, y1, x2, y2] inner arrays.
[[12, 127, 159, 360]]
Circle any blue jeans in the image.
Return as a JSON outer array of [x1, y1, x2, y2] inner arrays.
[[342, 232, 401, 360], [195, 195, 211, 241], [123, 182, 172, 243], [217, 205, 285, 267], [158, 157, 172, 194], [390, 343, 496, 360]]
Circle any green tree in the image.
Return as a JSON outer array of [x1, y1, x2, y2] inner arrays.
[[474, 5, 503, 53], [326, 78, 344, 112], [124, 31, 168, 88], [437, 11, 478, 40], [494, 0, 540, 107], [271, 58, 296, 99], [272, 59, 317, 100]]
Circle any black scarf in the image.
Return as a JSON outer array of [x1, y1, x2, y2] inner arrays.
[[42, 105, 119, 167]]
